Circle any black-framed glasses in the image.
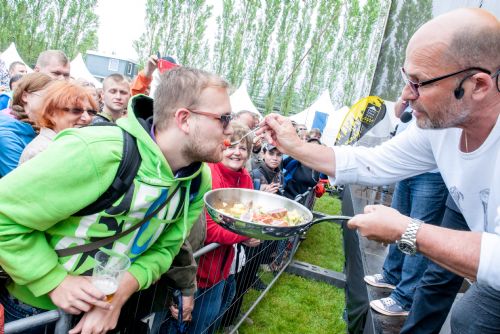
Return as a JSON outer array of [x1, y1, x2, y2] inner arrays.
[[63, 108, 98, 116], [493, 68, 500, 92], [401, 67, 491, 97], [186, 108, 233, 129]]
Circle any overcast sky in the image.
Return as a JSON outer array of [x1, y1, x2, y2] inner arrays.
[[95, 0, 146, 61], [95, 0, 221, 62]]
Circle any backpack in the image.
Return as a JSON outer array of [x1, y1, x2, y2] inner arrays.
[[74, 123, 142, 216], [75, 121, 203, 216]]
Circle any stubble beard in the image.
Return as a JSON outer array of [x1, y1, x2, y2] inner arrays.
[[415, 98, 470, 129], [182, 128, 223, 164]]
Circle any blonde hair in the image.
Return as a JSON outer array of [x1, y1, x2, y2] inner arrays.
[[229, 121, 253, 153], [153, 67, 229, 130]]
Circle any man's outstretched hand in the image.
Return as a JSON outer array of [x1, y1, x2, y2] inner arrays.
[[347, 205, 411, 244]]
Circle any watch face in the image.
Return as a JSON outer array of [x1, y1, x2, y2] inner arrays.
[[398, 240, 416, 255]]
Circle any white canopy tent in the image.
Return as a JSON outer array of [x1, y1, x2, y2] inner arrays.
[[0, 43, 33, 72], [70, 53, 102, 88], [230, 81, 261, 118], [290, 90, 336, 127], [290, 91, 399, 147], [290, 90, 350, 147]]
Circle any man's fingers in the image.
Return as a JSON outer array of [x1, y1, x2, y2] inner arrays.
[[364, 205, 377, 213], [69, 317, 84, 334], [347, 218, 359, 230], [81, 282, 106, 301]]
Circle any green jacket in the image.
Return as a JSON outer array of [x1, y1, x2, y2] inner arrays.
[[0, 95, 211, 310]]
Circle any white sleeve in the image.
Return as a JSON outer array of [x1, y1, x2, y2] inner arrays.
[[330, 123, 439, 186], [149, 69, 161, 99], [477, 206, 500, 290]]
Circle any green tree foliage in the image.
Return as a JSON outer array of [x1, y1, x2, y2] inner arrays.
[[134, 0, 212, 70], [0, 0, 98, 66], [370, 0, 433, 101], [133, 0, 391, 114]]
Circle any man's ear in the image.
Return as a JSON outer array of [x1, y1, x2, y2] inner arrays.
[[34, 65, 40, 73], [175, 108, 191, 134], [470, 72, 494, 101]]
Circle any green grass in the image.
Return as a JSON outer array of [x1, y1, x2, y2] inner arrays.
[[238, 195, 347, 334], [294, 196, 344, 272], [239, 274, 346, 334]]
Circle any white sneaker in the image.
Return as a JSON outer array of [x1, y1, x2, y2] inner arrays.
[[364, 273, 396, 289], [370, 297, 409, 316]]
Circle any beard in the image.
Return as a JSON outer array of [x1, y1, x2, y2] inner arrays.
[[414, 97, 470, 129], [182, 126, 223, 163]]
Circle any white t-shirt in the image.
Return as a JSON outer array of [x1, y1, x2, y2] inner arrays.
[[331, 115, 500, 289]]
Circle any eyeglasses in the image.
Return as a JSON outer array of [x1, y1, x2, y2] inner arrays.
[[401, 67, 491, 97], [63, 108, 98, 116], [186, 108, 233, 129], [493, 69, 500, 92]]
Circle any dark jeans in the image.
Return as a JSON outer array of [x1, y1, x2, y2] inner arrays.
[[382, 173, 448, 310], [450, 282, 500, 333], [401, 195, 469, 334], [0, 286, 53, 334]]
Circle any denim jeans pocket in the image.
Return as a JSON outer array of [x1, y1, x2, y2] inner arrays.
[[0, 288, 44, 322]]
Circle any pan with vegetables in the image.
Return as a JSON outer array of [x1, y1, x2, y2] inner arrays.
[[204, 188, 351, 240]]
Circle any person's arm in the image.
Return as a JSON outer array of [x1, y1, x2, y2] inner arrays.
[[260, 113, 437, 185], [0, 127, 34, 176], [0, 128, 122, 308], [130, 70, 153, 96], [128, 166, 212, 290], [347, 205, 481, 281], [68, 272, 139, 334]]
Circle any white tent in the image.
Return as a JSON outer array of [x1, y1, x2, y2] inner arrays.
[[290, 90, 350, 147], [70, 53, 102, 88], [230, 81, 261, 118], [290, 90, 336, 127], [0, 42, 33, 72]]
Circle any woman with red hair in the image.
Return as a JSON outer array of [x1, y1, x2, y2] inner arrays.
[[19, 81, 97, 163]]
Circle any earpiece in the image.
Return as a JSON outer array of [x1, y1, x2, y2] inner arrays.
[[454, 74, 474, 99], [454, 86, 465, 99]]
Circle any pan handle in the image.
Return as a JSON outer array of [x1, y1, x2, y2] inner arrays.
[[310, 215, 352, 226]]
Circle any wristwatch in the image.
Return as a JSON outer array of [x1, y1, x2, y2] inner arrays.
[[397, 218, 423, 256]]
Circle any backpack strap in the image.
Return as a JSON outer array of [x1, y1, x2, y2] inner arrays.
[[74, 123, 141, 216], [57, 184, 181, 257]]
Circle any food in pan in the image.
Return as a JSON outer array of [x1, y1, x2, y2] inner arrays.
[[217, 202, 304, 227]]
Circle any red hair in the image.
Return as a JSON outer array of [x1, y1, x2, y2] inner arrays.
[[37, 81, 98, 129]]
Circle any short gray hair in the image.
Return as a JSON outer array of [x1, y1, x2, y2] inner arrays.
[[36, 50, 69, 68]]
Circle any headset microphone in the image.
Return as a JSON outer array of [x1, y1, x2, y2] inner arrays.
[[454, 74, 474, 99], [400, 110, 413, 123]]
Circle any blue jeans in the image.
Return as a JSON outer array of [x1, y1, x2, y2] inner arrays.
[[188, 280, 226, 334], [213, 274, 236, 331], [382, 173, 447, 310], [401, 195, 469, 333], [451, 283, 500, 333], [0, 286, 53, 334]]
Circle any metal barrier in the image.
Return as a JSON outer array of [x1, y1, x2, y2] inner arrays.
[[3, 237, 300, 334], [2, 191, 314, 334]]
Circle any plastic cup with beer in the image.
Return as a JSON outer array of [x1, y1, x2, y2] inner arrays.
[[92, 250, 130, 302]]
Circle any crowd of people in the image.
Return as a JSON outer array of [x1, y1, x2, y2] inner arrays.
[[0, 41, 325, 334], [0, 6, 498, 334]]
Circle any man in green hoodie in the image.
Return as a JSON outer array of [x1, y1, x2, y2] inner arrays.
[[0, 66, 234, 334]]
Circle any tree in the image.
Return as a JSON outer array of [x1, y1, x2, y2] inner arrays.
[[0, 0, 98, 66]]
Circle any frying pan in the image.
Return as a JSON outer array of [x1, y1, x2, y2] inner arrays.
[[204, 188, 351, 240]]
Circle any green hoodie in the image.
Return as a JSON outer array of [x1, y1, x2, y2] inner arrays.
[[0, 95, 211, 310]]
